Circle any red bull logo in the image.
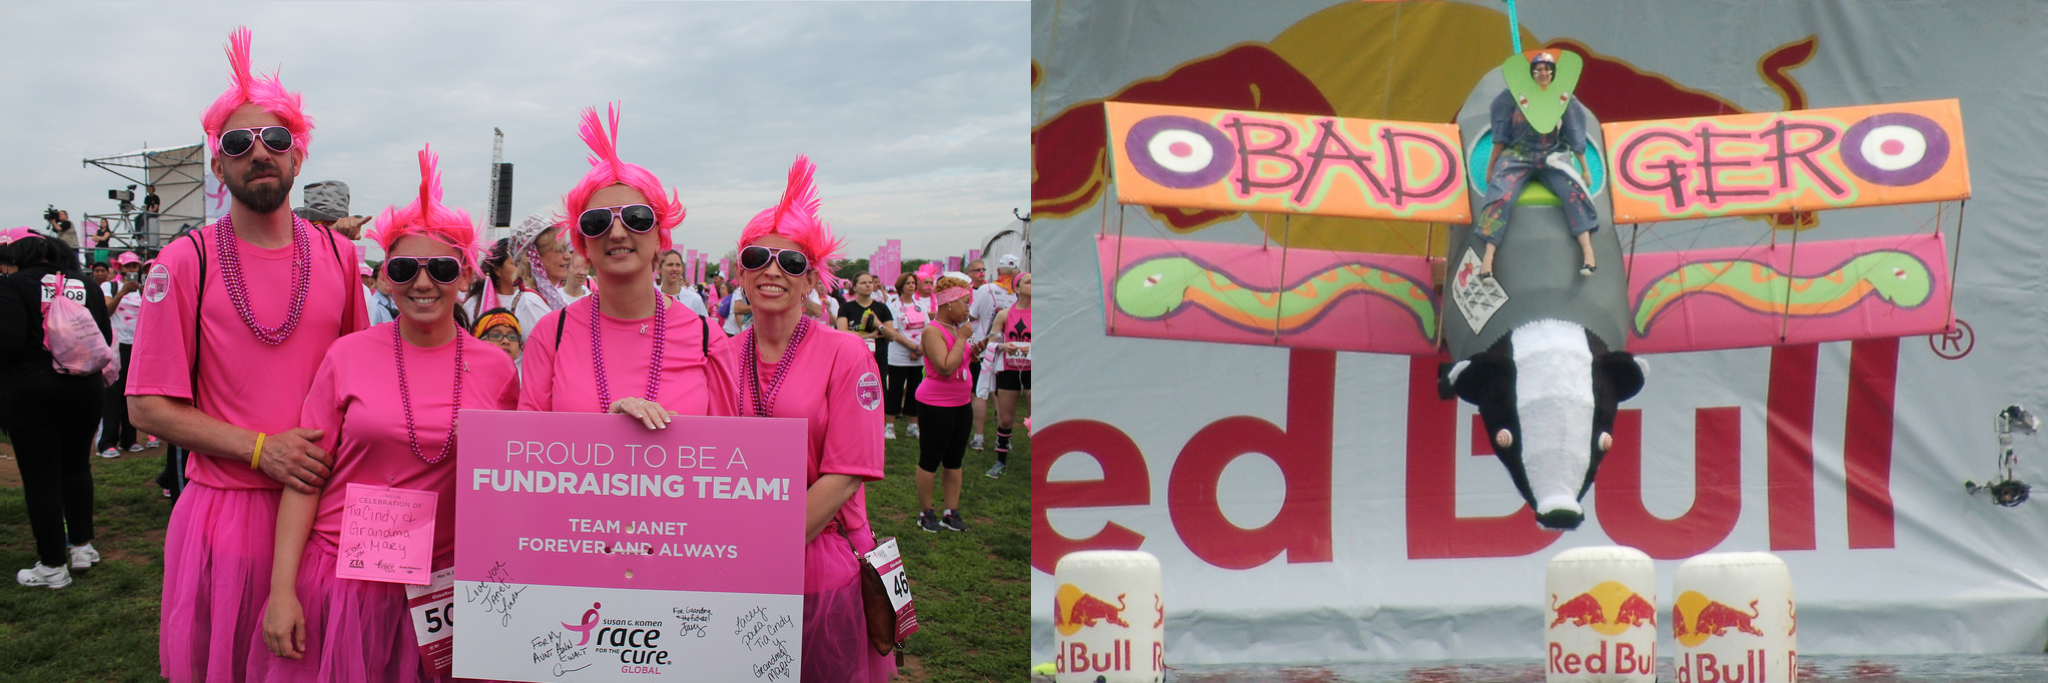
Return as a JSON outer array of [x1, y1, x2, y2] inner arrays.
[[1053, 583, 1130, 635], [1672, 591, 1763, 646], [1053, 584, 1153, 675], [1673, 591, 1793, 683], [1548, 580, 1656, 635], [1547, 580, 1656, 676]]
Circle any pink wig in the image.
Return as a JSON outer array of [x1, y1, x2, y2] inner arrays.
[[199, 26, 313, 159], [737, 155, 847, 288], [559, 103, 682, 257], [367, 144, 485, 275], [914, 262, 940, 282]]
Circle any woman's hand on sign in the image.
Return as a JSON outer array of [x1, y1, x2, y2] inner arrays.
[[262, 593, 307, 659], [609, 397, 678, 430]]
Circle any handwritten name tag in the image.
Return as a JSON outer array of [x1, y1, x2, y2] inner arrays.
[[337, 483, 437, 585]]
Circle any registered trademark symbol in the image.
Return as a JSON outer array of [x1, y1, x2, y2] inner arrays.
[[1930, 318, 1972, 360]]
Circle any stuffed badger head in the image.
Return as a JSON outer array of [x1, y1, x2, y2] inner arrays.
[[1437, 319, 1647, 530]]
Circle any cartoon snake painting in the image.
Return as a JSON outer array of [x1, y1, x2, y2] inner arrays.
[[1114, 256, 1437, 338], [1632, 250, 1933, 335]]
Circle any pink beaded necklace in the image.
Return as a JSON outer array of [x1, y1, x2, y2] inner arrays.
[[216, 212, 313, 345], [741, 315, 813, 418], [392, 324, 464, 464], [589, 292, 666, 412]]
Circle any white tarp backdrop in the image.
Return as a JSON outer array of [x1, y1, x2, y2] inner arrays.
[[1031, 0, 2048, 665]]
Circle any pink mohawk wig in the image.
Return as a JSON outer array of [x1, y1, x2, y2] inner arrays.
[[559, 103, 683, 258], [200, 26, 313, 159], [368, 144, 485, 276], [738, 155, 848, 289]]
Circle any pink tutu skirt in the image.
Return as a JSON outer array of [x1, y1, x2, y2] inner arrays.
[[243, 535, 438, 682], [161, 483, 282, 683], [802, 525, 897, 683]]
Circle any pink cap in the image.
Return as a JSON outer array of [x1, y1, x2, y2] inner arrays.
[[114, 252, 142, 265]]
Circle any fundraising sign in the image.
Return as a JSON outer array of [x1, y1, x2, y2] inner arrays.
[[453, 410, 808, 682]]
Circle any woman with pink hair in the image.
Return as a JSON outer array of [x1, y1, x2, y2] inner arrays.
[[519, 104, 734, 426], [733, 155, 893, 682], [254, 146, 520, 681]]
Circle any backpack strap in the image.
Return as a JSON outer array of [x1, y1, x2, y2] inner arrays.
[[555, 306, 569, 351], [181, 229, 208, 403], [318, 223, 349, 335]]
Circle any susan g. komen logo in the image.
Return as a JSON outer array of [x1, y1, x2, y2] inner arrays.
[[856, 372, 882, 411], [563, 601, 602, 645]]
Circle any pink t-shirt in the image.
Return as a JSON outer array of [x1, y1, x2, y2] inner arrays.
[[128, 220, 366, 490], [736, 325, 885, 594], [1002, 305, 1031, 372], [299, 324, 520, 561], [520, 296, 737, 417], [916, 324, 972, 408]]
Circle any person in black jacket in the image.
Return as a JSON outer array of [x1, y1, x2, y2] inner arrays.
[[0, 236, 114, 588]]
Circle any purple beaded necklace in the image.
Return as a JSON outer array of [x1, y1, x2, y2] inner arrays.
[[741, 315, 813, 418], [392, 324, 464, 464], [589, 292, 667, 412], [216, 212, 313, 346]]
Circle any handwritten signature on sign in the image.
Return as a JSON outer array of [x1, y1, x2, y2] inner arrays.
[[530, 631, 592, 677], [672, 606, 713, 639], [735, 606, 799, 681], [465, 561, 527, 627]]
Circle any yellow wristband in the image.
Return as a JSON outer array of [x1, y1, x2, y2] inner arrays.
[[251, 432, 267, 470]]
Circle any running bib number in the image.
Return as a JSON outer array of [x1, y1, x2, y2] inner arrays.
[[863, 538, 919, 643], [38, 274, 87, 306], [406, 567, 457, 678]]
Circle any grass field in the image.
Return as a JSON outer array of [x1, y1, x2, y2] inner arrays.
[[0, 399, 1029, 682]]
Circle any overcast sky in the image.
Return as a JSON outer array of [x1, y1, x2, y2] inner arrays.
[[0, 1, 1026, 264]]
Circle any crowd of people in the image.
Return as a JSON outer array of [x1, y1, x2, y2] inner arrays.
[[0, 26, 1030, 683]]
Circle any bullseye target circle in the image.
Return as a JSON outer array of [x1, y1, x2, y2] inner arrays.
[[1125, 115, 1235, 189], [1841, 113, 1949, 186]]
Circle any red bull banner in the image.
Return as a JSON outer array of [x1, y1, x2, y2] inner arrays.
[[1095, 234, 1439, 355], [1104, 101, 1471, 223], [1623, 233, 1951, 354], [1603, 99, 1970, 222]]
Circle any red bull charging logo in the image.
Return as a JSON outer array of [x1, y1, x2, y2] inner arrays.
[[1547, 580, 1656, 677], [1673, 591, 1794, 683], [1549, 580, 1657, 636], [1672, 591, 1763, 646], [1054, 583, 1159, 676]]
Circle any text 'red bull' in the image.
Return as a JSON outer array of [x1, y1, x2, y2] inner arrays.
[[1549, 640, 1655, 677], [1676, 650, 1795, 683]]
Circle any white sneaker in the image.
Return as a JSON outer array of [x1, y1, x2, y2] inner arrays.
[[16, 563, 70, 589], [99, 448, 120, 459], [128, 443, 146, 452], [969, 433, 984, 450], [69, 543, 100, 570], [884, 424, 896, 440], [907, 424, 922, 439], [145, 437, 160, 449]]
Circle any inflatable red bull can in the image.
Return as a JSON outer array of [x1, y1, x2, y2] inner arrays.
[[1546, 546, 1657, 683], [1674, 552, 1796, 683], [1053, 550, 1164, 683]]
